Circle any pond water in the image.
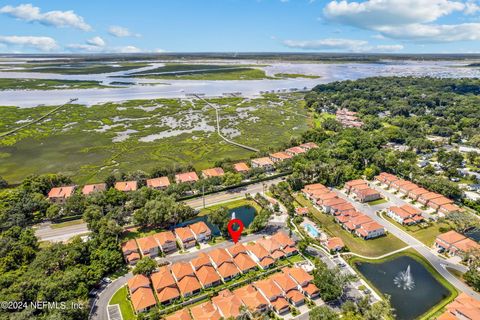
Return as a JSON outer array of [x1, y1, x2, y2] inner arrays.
[[177, 205, 256, 236], [465, 228, 480, 242], [355, 255, 450, 320]]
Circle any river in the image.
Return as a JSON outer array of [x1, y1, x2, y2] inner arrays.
[[1, 59, 480, 108]]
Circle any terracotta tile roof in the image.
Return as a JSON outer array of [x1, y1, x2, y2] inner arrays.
[[271, 231, 295, 248], [270, 152, 293, 160], [152, 231, 176, 247], [295, 207, 309, 215], [233, 252, 257, 272], [151, 267, 176, 292], [331, 202, 355, 212], [442, 292, 480, 320], [127, 274, 150, 293], [254, 278, 282, 299], [453, 238, 480, 253], [350, 215, 373, 226], [388, 206, 413, 219], [146, 176, 170, 188], [175, 171, 199, 183], [251, 157, 274, 167], [429, 196, 454, 206], [233, 162, 250, 172], [82, 183, 106, 195], [345, 179, 368, 188], [177, 274, 202, 296], [114, 181, 138, 192], [392, 179, 411, 187], [315, 192, 339, 203], [440, 203, 461, 213], [233, 284, 269, 312], [271, 297, 290, 311], [48, 186, 76, 199], [175, 227, 195, 242], [190, 301, 221, 320], [130, 287, 156, 312], [194, 265, 221, 287], [303, 183, 327, 191], [419, 192, 443, 201], [217, 261, 240, 279], [286, 289, 305, 304], [136, 236, 158, 254], [399, 183, 419, 192], [409, 187, 429, 197], [121, 239, 138, 253], [299, 142, 319, 150], [360, 221, 384, 232], [326, 237, 345, 250], [437, 230, 466, 246], [283, 267, 313, 285], [353, 187, 380, 197], [337, 215, 350, 223], [165, 309, 192, 320], [257, 237, 282, 253], [211, 289, 243, 319], [126, 252, 140, 263], [171, 262, 195, 281], [344, 221, 355, 230], [286, 146, 307, 155], [271, 272, 298, 292], [303, 283, 320, 296], [208, 248, 232, 267], [400, 204, 422, 215], [246, 243, 274, 267], [188, 221, 211, 236], [156, 285, 181, 304], [227, 243, 248, 257], [202, 167, 225, 178], [351, 184, 370, 191], [191, 252, 212, 270]]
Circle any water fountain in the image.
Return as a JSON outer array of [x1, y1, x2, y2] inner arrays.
[[231, 211, 236, 219], [394, 265, 415, 290]]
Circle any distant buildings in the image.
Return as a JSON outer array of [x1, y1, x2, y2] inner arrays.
[[146, 177, 170, 190], [336, 108, 363, 128], [48, 186, 76, 204]]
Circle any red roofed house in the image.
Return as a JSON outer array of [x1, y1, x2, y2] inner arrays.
[[211, 289, 244, 319], [352, 187, 382, 203], [121, 239, 140, 265], [130, 287, 156, 313], [271, 272, 305, 307], [127, 274, 151, 294], [208, 248, 240, 281], [188, 221, 211, 243], [345, 179, 368, 193], [202, 167, 225, 179], [190, 301, 221, 320], [175, 172, 199, 184], [170, 262, 202, 297], [175, 227, 196, 249], [165, 309, 192, 320], [418, 192, 443, 206], [356, 221, 386, 239], [254, 279, 290, 314], [269, 151, 293, 163], [437, 292, 480, 320], [115, 181, 138, 192], [299, 142, 319, 150], [295, 207, 309, 216], [321, 196, 345, 213], [48, 186, 76, 204], [146, 176, 170, 190], [283, 267, 320, 299], [428, 196, 454, 211], [374, 172, 399, 187], [386, 205, 424, 225], [151, 266, 180, 305], [285, 146, 307, 156], [233, 162, 250, 173], [136, 236, 160, 258], [390, 179, 411, 191], [233, 284, 269, 315], [435, 231, 480, 257], [408, 187, 430, 201], [271, 231, 298, 257], [439, 203, 461, 215], [257, 238, 286, 260], [326, 237, 345, 252], [82, 183, 106, 196], [245, 242, 275, 269], [251, 157, 275, 171], [399, 182, 419, 195], [152, 231, 177, 254]]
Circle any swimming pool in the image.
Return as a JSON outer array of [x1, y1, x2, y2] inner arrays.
[[304, 223, 320, 238]]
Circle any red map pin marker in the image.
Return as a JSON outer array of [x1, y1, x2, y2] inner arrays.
[[227, 219, 244, 243]]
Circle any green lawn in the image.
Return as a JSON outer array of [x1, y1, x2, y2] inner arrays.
[[50, 219, 84, 229], [381, 212, 450, 246], [109, 286, 136, 320], [137, 68, 273, 80], [0, 78, 109, 90], [0, 94, 308, 184], [295, 195, 408, 257], [367, 198, 388, 206], [198, 198, 262, 216]]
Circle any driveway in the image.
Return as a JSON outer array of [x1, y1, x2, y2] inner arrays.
[[89, 273, 133, 320]]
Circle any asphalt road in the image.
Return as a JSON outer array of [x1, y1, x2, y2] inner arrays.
[[35, 177, 284, 242], [334, 186, 480, 300], [89, 272, 133, 320]]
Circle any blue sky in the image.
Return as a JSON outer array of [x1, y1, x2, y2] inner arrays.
[[1, 0, 480, 53]]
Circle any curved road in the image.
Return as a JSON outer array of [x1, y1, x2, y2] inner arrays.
[[335, 187, 480, 300]]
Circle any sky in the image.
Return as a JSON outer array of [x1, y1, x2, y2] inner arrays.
[[1, 0, 480, 54]]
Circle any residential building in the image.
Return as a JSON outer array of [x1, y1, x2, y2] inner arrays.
[[114, 181, 138, 192], [233, 284, 269, 314], [352, 187, 382, 203], [130, 287, 156, 313], [190, 301, 221, 320], [175, 172, 199, 184], [251, 157, 275, 171], [254, 279, 290, 314], [270, 231, 298, 256], [271, 272, 305, 307], [283, 267, 320, 299], [386, 205, 424, 225], [299, 142, 319, 150], [269, 151, 293, 163], [82, 183, 106, 196], [227, 242, 248, 258], [121, 239, 140, 265], [233, 252, 257, 274], [202, 167, 225, 179], [428, 196, 454, 210], [256, 238, 286, 260], [211, 289, 244, 319], [136, 236, 159, 258], [399, 182, 419, 195], [435, 231, 480, 257], [208, 248, 240, 281], [152, 231, 177, 254], [127, 274, 151, 294], [245, 242, 275, 269], [165, 309, 192, 320], [326, 237, 345, 252], [390, 179, 411, 191], [374, 172, 399, 187], [356, 221, 386, 239], [175, 227, 196, 249], [330, 202, 355, 216], [439, 203, 461, 215], [295, 207, 309, 216], [146, 176, 170, 190], [233, 162, 250, 173], [194, 265, 222, 288], [345, 179, 368, 193], [408, 187, 430, 201], [188, 221, 211, 243], [151, 267, 180, 305], [170, 262, 202, 297], [285, 146, 307, 156], [418, 192, 443, 206], [190, 252, 213, 271], [321, 197, 346, 213], [48, 186, 76, 204], [438, 292, 480, 320]]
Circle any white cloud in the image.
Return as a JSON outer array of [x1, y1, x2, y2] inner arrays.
[[86, 36, 105, 47], [282, 38, 403, 52], [323, 0, 480, 42], [0, 35, 58, 51], [117, 45, 141, 53], [108, 25, 140, 38], [0, 3, 91, 31]]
